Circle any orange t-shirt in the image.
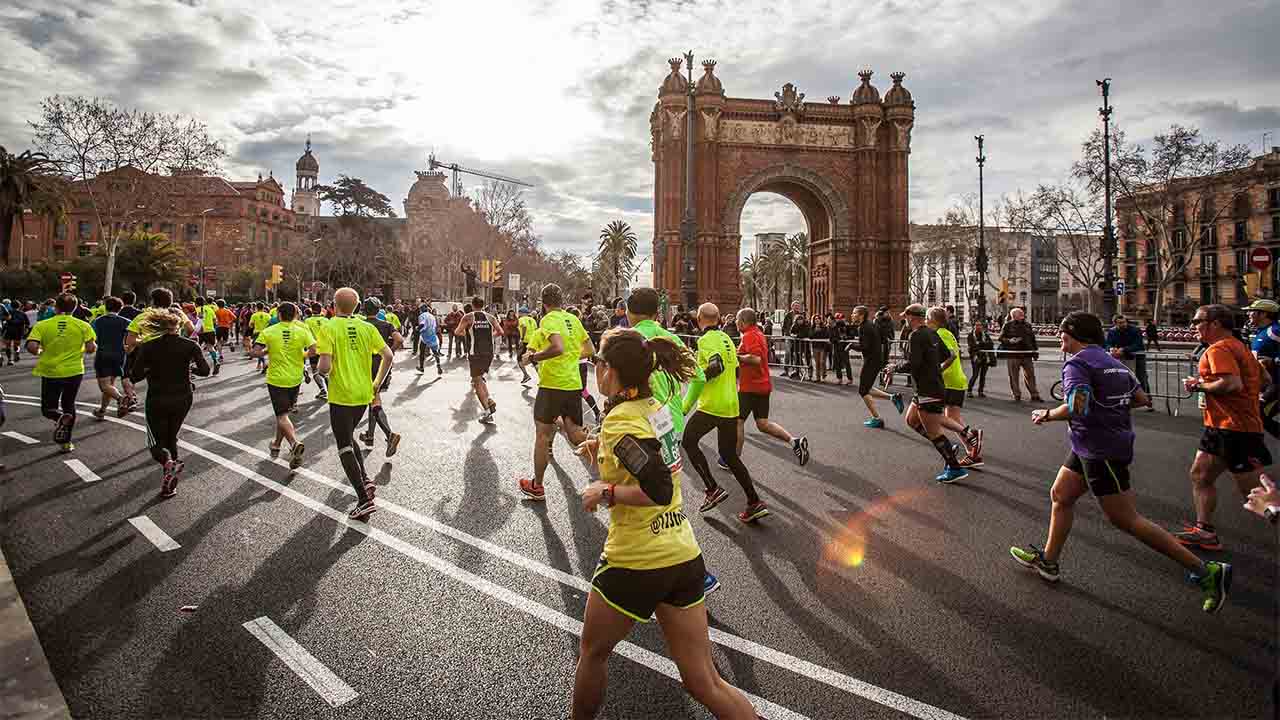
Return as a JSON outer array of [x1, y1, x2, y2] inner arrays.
[[215, 308, 236, 328], [1199, 337, 1264, 433]]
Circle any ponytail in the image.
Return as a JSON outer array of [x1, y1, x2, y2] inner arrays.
[[598, 328, 697, 416]]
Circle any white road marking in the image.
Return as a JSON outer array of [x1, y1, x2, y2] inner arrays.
[[6, 395, 968, 720], [127, 516, 181, 552], [4, 430, 38, 444], [242, 616, 358, 708], [64, 458, 100, 483]]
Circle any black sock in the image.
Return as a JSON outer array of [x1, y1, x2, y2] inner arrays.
[[374, 406, 393, 437], [931, 434, 959, 467]]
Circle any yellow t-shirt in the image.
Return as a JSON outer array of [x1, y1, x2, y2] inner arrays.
[[518, 315, 537, 343], [537, 310, 587, 391], [597, 397, 700, 571], [316, 315, 387, 406], [28, 315, 96, 378], [937, 327, 967, 391], [385, 311, 401, 330], [250, 311, 272, 334], [258, 321, 316, 388], [304, 314, 328, 341], [526, 328, 548, 354], [199, 304, 217, 333]]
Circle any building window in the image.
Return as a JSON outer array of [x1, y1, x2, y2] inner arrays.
[[1145, 288, 1156, 306], [1236, 250, 1247, 276], [1273, 215, 1280, 238], [77, 221, 91, 240], [54, 221, 67, 241], [1174, 282, 1185, 299], [77, 244, 92, 257], [1200, 225, 1217, 247], [1125, 241, 1136, 259], [160, 222, 174, 237], [1269, 188, 1280, 209], [1201, 281, 1217, 304], [1201, 253, 1217, 275], [1235, 221, 1248, 245], [53, 245, 64, 260], [1172, 229, 1187, 250]]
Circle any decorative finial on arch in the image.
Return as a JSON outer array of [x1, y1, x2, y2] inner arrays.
[[668, 57, 683, 72], [858, 68, 874, 84], [827, 96, 840, 105], [305, 134, 311, 153], [702, 59, 717, 73], [890, 71, 906, 85]]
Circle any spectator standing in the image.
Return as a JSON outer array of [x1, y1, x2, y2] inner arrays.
[[1105, 315, 1151, 400], [782, 301, 803, 376], [997, 307, 1042, 402], [830, 312, 851, 385], [966, 320, 994, 398], [444, 305, 462, 358], [789, 311, 812, 379], [809, 314, 830, 383], [1145, 319, 1161, 352], [874, 306, 896, 364]]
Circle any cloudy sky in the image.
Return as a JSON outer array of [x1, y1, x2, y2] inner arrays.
[[2, 0, 1278, 271]]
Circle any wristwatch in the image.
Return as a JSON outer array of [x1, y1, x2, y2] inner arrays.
[[602, 484, 615, 508]]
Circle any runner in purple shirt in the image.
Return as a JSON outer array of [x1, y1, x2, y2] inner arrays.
[[1008, 311, 1230, 614]]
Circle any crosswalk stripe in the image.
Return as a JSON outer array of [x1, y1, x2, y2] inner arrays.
[[64, 459, 100, 483], [3, 430, 39, 444], [242, 617, 358, 708], [127, 516, 181, 552]]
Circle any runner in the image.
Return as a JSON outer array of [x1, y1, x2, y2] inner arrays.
[[929, 306, 984, 468], [517, 305, 538, 385], [417, 303, 443, 375], [733, 307, 809, 468], [249, 302, 272, 373], [889, 303, 968, 484], [194, 297, 221, 375], [315, 287, 393, 520], [1244, 298, 1280, 439], [568, 306, 604, 425], [1173, 303, 1272, 550], [681, 303, 768, 523], [2, 299, 30, 365], [90, 297, 130, 420], [572, 327, 757, 720], [518, 283, 594, 500], [251, 302, 316, 469], [358, 298, 403, 456], [453, 296, 501, 423], [849, 305, 904, 428], [215, 299, 236, 364], [1010, 311, 1231, 613], [128, 308, 210, 497], [304, 302, 330, 399], [26, 294, 97, 452]]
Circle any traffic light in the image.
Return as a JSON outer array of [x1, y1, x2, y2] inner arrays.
[[59, 272, 77, 294], [480, 258, 492, 284], [270, 264, 283, 285], [997, 278, 1010, 305], [492, 258, 504, 288]]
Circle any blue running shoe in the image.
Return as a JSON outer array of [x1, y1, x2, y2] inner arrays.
[[704, 573, 721, 596], [935, 466, 969, 484], [717, 456, 730, 471], [891, 393, 905, 415], [863, 417, 885, 428]]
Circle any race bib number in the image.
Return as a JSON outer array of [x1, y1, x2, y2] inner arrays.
[[647, 405, 683, 475]]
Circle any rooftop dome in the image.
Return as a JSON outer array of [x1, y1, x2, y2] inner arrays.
[[659, 57, 689, 96], [851, 69, 880, 105], [883, 72, 913, 106], [296, 136, 318, 173]]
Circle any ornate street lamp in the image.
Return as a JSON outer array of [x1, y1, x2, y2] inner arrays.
[[975, 135, 989, 322], [1098, 78, 1117, 318]]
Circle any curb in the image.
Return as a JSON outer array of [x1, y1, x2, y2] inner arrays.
[[0, 542, 72, 720]]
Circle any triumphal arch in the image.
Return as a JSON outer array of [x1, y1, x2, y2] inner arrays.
[[650, 56, 915, 314]]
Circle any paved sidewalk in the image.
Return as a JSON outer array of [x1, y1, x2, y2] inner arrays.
[[1, 544, 70, 720]]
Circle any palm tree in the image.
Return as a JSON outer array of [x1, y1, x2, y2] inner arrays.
[[597, 220, 638, 298], [782, 232, 808, 307], [115, 230, 191, 291], [739, 254, 763, 308], [763, 241, 788, 311], [0, 146, 63, 265]]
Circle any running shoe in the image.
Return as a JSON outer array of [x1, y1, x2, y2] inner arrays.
[[303, 369, 312, 384], [863, 417, 885, 429], [703, 573, 721, 596], [699, 486, 730, 513], [957, 454, 984, 469], [1174, 523, 1223, 551], [289, 442, 305, 470], [58, 442, 74, 453], [479, 410, 495, 425], [91, 407, 107, 420], [793, 437, 810, 466], [518, 478, 546, 501], [717, 456, 730, 471], [363, 482, 377, 500], [359, 432, 375, 447], [386, 433, 401, 457], [269, 443, 281, 459], [935, 466, 968, 484], [168, 460, 185, 492], [1009, 544, 1060, 582], [212, 363, 220, 376], [1199, 560, 1231, 614], [737, 501, 771, 524], [53, 412, 74, 444], [965, 428, 984, 458], [117, 398, 135, 418], [348, 500, 377, 521], [317, 390, 327, 401], [891, 394, 905, 415], [160, 460, 177, 498]]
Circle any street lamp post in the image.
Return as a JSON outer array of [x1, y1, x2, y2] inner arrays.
[[975, 135, 989, 323], [679, 49, 698, 309], [1097, 78, 1117, 319], [198, 208, 215, 298], [310, 237, 321, 301]]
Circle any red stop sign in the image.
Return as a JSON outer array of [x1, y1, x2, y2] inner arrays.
[[1251, 247, 1272, 271]]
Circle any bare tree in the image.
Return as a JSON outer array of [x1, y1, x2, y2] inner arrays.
[[1074, 124, 1252, 322], [1005, 184, 1104, 312], [29, 95, 227, 296]]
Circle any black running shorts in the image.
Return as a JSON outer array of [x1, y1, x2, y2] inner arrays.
[[912, 395, 945, 414], [737, 391, 770, 421], [858, 360, 882, 396], [470, 354, 494, 378], [944, 388, 966, 408], [591, 554, 706, 623], [1199, 426, 1273, 474], [199, 332, 216, 346], [1063, 452, 1131, 497], [215, 326, 230, 343], [370, 356, 392, 392], [534, 387, 583, 426], [267, 384, 300, 417], [94, 353, 125, 379]]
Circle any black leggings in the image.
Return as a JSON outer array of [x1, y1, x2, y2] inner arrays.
[[967, 360, 988, 393], [329, 404, 370, 502], [681, 411, 759, 505], [40, 375, 83, 420], [145, 393, 192, 464]]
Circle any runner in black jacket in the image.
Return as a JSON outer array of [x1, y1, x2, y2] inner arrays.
[[891, 304, 967, 484]]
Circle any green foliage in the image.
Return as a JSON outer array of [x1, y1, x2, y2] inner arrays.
[[315, 175, 397, 218], [0, 146, 65, 263], [597, 219, 638, 298]]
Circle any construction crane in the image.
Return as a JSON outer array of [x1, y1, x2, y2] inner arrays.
[[427, 153, 533, 197]]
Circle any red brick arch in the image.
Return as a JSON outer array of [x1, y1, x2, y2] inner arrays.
[[651, 59, 914, 315]]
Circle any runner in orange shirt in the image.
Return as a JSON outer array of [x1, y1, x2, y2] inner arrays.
[[214, 299, 236, 363]]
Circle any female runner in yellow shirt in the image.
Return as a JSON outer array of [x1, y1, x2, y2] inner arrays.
[[572, 327, 757, 719]]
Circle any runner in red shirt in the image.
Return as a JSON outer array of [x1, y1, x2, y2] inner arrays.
[[734, 308, 809, 479]]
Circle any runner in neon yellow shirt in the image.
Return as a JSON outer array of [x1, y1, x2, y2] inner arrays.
[[26, 295, 97, 452], [249, 303, 272, 373], [252, 302, 317, 469], [929, 306, 983, 467], [516, 307, 538, 384], [303, 302, 330, 400], [316, 288, 393, 520]]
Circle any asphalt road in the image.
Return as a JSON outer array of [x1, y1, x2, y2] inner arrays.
[[0, 342, 1275, 719]]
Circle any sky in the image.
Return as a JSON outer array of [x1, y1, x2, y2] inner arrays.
[[2, 0, 1278, 273]]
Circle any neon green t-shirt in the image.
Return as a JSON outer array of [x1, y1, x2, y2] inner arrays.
[[258, 321, 316, 388], [89, 304, 106, 321], [316, 315, 387, 406], [526, 328, 549, 353], [537, 309, 587, 391], [937, 327, 967, 391], [695, 329, 740, 418], [199, 304, 217, 332], [29, 315, 96, 378], [632, 319, 701, 434], [304, 314, 328, 341], [385, 311, 400, 330], [250, 311, 271, 333], [518, 315, 537, 343]]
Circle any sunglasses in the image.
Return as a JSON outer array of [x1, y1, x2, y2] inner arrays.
[[1191, 317, 1211, 326]]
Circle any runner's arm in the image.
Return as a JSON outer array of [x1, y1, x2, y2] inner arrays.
[[529, 333, 564, 363], [390, 330, 404, 351], [372, 344, 394, 389], [191, 343, 212, 377], [453, 315, 471, 337], [316, 353, 332, 375], [83, 339, 97, 354], [250, 341, 267, 359], [1198, 373, 1242, 394]]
